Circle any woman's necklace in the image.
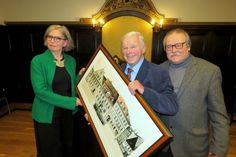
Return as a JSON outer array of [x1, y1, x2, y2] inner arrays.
[[54, 56, 65, 67]]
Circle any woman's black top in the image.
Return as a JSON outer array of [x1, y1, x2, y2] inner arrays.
[[52, 66, 72, 116]]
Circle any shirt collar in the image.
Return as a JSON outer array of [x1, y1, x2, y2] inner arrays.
[[125, 57, 144, 74]]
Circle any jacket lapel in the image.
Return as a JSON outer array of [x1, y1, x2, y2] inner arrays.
[[135, 59, 149, 83], [177, 56, 198, 98], [121, 59, 148, 83], [64, 55, 73, 78], [45, 50, 56, 84]]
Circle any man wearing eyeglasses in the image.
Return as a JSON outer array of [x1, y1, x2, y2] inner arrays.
[[158, 28, 229, 157]]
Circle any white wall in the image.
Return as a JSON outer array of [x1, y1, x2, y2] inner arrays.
[[153, 0, 236, 22], [0, 0, 104, 24], [0, 0, 236, 24]]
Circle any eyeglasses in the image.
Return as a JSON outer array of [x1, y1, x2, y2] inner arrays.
[[47, 35, 66, 42], [165, 42, 187, 51]]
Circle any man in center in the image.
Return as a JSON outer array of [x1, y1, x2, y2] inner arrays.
[[121, 31, 178, 119]]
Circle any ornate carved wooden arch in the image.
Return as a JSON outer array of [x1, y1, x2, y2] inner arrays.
[[91, 0, 177, 31]]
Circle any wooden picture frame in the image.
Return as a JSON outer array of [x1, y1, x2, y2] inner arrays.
[[76, 44, 172, 157]]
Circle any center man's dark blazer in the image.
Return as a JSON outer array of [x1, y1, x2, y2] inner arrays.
[[121, 59, 178, 115]]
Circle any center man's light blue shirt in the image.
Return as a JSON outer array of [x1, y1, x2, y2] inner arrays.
[[125, 57, 144, 81]]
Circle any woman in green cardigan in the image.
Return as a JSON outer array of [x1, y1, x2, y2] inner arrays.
[[30, 25, 82, 157]]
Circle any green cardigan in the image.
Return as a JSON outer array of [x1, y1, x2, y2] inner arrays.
[[30, 49, 78, 123]]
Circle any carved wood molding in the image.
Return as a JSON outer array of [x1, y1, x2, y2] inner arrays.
[[90, 0, 177, 25]]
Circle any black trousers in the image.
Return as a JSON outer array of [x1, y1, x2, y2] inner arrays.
[[34, 108, 74, 157], [73, 110, 104, 157], [152, 146, 174, 157]]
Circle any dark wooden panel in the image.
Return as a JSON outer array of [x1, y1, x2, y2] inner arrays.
[[27, 26, 48, 57], [68, 26, 101, 69], [0, 26, 10, 88]]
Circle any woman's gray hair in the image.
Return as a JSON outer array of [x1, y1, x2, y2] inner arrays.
[[44, 25, 75, 51], [122, 31, 146, 47], [163, 28, 191, 50]]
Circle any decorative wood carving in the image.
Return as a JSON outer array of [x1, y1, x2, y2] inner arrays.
[[91, 0, 177, 26]]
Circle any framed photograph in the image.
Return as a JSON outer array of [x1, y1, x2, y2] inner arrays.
[[76, 44, 172, 157]]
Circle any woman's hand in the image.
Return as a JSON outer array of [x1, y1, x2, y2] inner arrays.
[[79, 67, 86, 76], [76, 98, 82, 106], [84, 113, 90, 125]]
